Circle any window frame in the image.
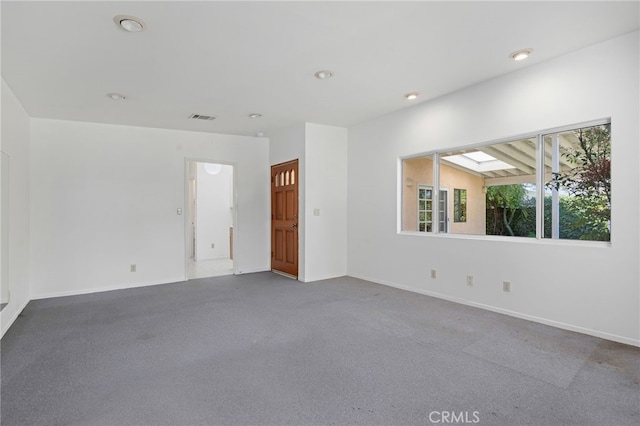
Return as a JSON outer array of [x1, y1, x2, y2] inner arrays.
[[399, 118, 611, 246]]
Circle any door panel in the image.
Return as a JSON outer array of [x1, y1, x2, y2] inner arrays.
[[275, 229, 284, 261], [286, 191, 295, 219], [271, 160, 299, 277], [276, 192, 284, 220], [286, 230, 295, 263]]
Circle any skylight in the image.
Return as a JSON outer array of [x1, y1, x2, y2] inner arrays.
[[462, 151, 495, 162], [441, 151, 516, 173]]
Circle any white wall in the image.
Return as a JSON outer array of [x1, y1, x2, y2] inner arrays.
[[29, 119, 269, 298], [1, 79, 31, 337], [195, 163, 233, 260], [304, 123, 348, 282], [347, 32, 640, 346]]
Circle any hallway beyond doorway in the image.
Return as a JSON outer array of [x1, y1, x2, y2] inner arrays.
[[186, 160, 235, 280]]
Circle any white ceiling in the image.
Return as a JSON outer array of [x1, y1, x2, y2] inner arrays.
[[2, 1, 638, 137]]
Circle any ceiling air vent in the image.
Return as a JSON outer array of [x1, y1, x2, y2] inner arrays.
[[189, 113, 216, 121]]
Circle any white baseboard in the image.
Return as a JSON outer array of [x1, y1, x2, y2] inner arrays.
[[348, 273, 640, 348]]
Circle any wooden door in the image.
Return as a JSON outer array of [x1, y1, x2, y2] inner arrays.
[[271, 160, 298, 277]]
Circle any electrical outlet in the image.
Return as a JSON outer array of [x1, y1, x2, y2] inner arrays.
[[466, 275, 474, 286], [130, 264, 137, 273], [503, 281, 511, 292], [211, 243, 215, 248], [430, 269, 437, 279]]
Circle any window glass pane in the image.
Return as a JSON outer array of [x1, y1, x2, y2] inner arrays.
[[454, 189, 467, 222], [486, 183, 536, 237], [545, 123, 611, 241], [440, 138, 537, 236], [402, 155, 434, 232], [439, 190, 448, 232]]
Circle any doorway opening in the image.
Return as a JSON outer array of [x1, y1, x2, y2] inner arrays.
[[187, 161, 235, 279]]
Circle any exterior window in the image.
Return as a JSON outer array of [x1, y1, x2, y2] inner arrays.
[[400, 119, 610, 243], [454, 189, 467, 222]]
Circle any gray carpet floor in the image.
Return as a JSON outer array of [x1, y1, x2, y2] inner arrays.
[[1, 272, 638, 425]]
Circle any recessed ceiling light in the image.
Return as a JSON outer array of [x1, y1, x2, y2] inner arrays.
[[314, 70, 334, 79], [510, 48, 533, 61], [113, 15, 146, 32], [256, 132, 265, 137], [107, 93, 126, 100], [404, 92, 420, 100], [249, 113, 262, 119]]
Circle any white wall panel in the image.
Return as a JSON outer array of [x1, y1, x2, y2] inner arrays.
[[29, 119, 269, 298], [304, 123, 347, 282]]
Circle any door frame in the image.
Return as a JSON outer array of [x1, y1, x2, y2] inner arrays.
[[183, 158, 238, 281]]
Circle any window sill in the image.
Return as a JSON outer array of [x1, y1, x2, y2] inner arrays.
[[397, 230, 612, 248]]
